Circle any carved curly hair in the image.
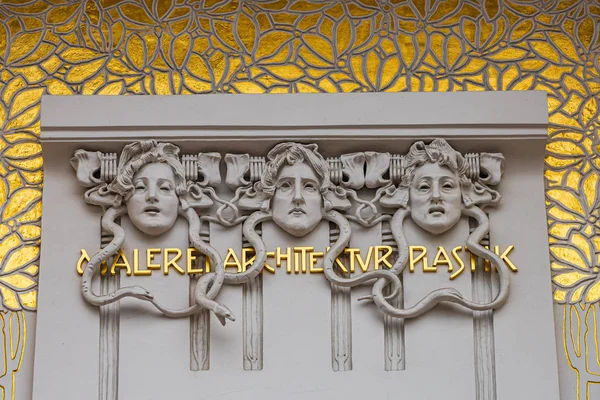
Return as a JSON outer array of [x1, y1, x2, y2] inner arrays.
[[401, 139, 470, 187], [257, 142, 333, 196], [108, 140, 187, 200]]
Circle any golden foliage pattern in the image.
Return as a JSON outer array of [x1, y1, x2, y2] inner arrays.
[[0, 312, 25, 400], [0, 0, 598, 398], [563, 304, 600, 399]]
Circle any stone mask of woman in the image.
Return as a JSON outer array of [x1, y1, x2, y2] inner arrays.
[[73, 140, 220, 318], [206, 142, 403, 316], [367, 139, 509, 318], [112, 143, 185, 236]]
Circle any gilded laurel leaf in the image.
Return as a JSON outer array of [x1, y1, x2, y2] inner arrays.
[[3, 142, 42, 160], [256, 31, 293, 61], [118, 3, 157, 26], [303, 34, 334, 64], [170, 33, 192, 69], [236, 11, 257, 54], [59, 47, 105, 64], [65, 58, 107, 84], [551, 245, 590, 271], [7, 88, 43, 121], [3, 246, 39, 275], [2, 189, 41, 222], [17, 225, 40, 241], [45, 3, 81, 25], [0, 233, 38, 310], [7, 31, 44, 65]]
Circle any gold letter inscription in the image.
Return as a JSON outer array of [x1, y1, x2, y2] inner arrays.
[[164, 248, 184, 275], [374, 246, 393, 270], [409, 246, 428, 273]]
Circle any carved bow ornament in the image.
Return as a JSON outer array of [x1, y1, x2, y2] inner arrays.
[[72, 139, 508, 325]]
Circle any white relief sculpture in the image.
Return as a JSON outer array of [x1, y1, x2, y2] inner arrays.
[[364, 139, 509, 318], [243, 143, 341, 237], [227, 143, 402, 306], [271, 161, 323, 237], [72, 139, 511, 372], [120, 161, 181, 236], [71, 140, 224, 319], [407, 161, 463, 235], [226, 143, 402, 371]]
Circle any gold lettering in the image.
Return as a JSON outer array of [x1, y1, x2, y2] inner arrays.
[[469, 248, 477, 272], [77, 249, 109, 275], [265, 251, 275, 273], [345, 248, 360, 273], [327, 247, 349, 273], [374, 246, 393, 270], [187, 248, 203, 274], [294, 250, 300, 274], [224, 248, 242, 273], [111, 250, 132, 276], [450, 246, 465, 280], [468, 246, 491, 272], [276, 247, 292, 272], [77, 249, 90, 275], [77, 245, 517, 278], [409, 246, 428, 273], [242, 248, 255, 272], [356, 247, 373, 272], [134, 249, 151, 276], [432, 246, 453, 272], [295, 247, 313, 273], [164, 248, 184, 275], [205, 253, 211, 272], [309, 251, 324, 273], [495, 245, 517, 272], [147, 248, 161, 270], [242, 248, 275, 273]]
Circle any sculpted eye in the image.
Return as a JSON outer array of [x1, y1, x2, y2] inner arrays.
[[134, 182, 146, 191], [304, 182, 317, 192], [160, 184, 172, 192], [418, 183, 430, 192], [442, 182, 455, 190], [278, 181, 292, 192]]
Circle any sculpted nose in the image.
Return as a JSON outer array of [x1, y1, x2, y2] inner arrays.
[[292, 178, 304, 204], [431, 183, 441, 202], [146, 185, 158, 203]]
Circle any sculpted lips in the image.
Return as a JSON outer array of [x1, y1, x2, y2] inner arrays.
[[143, 205, 161, 215], [428, 205, 445, 216], [289, 207, 306, 216]]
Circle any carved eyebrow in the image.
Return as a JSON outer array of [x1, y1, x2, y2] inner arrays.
[[276, 177, 294, 184], [157, 178, 174, 186], [414, 176, 433, 183], [440, 175, 458, 182]]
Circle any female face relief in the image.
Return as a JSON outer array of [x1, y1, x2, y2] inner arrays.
[[409, 162, 462, 235], [271, 162, 323, 237], [126, 162, 180, 236]]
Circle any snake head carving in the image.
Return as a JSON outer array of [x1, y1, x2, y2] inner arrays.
[[215, 304, 236, 326], [130, 286, 154, 301]]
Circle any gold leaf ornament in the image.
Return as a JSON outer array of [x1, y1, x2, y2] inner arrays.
[[235, 11, 257, 54], [0, 241, 38, 311], [553, 271, 593, 288], [2, 189, 41, 222]]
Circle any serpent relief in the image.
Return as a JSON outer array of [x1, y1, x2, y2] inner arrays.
[[72, 139, 509, 326]]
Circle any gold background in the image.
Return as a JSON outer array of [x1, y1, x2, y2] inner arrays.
[[0, 0, 598, 398]]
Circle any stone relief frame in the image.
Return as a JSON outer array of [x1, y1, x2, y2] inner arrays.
[[35, 92, 558, 400]]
